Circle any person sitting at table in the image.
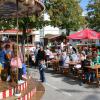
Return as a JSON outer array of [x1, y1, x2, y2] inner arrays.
[[81, 52, 87, 67], [63, 53, 70, 68], [49, 51, 54, 60], [89, 54, 97, 82], [84, 55, 96, 83], [45, 47, 54, 60], [71, 51, 79, 62], [72, 52, 82, 76], [59, 52, 70, 73], [97, 50, 100, 64], [45, 47, 51, 60], [92, 52, 97, 65]]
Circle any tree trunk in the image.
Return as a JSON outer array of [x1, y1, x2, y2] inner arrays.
[[66, 29, 70, 36], [21, 24, 26, 63]]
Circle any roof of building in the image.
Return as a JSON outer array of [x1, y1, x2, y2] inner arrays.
[[44, 34, 61, 40]]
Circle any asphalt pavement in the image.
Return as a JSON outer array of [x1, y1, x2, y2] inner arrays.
[[28, 68, 100, 100]]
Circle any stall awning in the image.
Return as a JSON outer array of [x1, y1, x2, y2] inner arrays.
[[0, 29, 32, 35], [67, 29, 100, 39], [44, 34, 61, 40]]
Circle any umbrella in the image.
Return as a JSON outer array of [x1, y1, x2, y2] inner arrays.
[[68, 29, 100, 39]]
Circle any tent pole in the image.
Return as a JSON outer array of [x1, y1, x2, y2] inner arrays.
[[26, 12, 30, 68], [16, 0, 19, 84]]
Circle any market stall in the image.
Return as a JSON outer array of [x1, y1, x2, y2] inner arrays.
[[67, 29, 100, 40]]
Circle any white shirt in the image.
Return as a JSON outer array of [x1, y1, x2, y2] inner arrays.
[[60, 42, 64, 50], [60, 53, 70, 68], [63, 55, 70, 68], [71, 53, 79, 62], [46, 49, 51, 56], [49, 52, 54, 59]]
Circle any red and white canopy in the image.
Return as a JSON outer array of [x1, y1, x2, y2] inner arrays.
[[68, 29, 100, 39]]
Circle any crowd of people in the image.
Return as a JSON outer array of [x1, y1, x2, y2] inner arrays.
[[0, 38, 100, 84], [27, 40, 100, 84]]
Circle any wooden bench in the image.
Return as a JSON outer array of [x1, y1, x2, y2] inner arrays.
[[62, 67, 69, 75], [85, 65, 100, 87]]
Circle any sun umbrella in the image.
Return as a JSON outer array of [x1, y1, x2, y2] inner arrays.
[[68, 29, 100, 39]]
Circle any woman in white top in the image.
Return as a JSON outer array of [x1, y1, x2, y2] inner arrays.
[[71, 52, 79, 62], [60, 52, 70, 68], [45, 48, 54, 60], [71, 52, 81, 69]]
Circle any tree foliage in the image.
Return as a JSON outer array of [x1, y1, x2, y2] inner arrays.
[[0, 0, 86, 36], [45, 0, 86, 35], [87, 0, 100, 32], [0, 15, 48, 31]]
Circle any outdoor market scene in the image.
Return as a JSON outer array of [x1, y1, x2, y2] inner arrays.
[[0, 0, 100, 100]]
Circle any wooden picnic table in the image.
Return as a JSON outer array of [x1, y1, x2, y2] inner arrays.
[[69, 61, 81, 65], [50, 59, 60, 71], [85, 65, 100, 87], [85, 65, 100, 69]]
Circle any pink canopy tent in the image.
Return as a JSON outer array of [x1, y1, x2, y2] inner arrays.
[[67, 29, 100, 39]]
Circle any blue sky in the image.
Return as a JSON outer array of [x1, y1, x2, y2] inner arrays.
[[80, 0, 89, 11]]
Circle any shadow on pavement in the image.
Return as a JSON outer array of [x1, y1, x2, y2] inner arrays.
[[45, 68, 100, 88], [45, 68, 80, 85], [58, 88, 87, 93], [82, 95, 99, 100], [45, 68, 55, 74], [58, 88, 100, 95], [62, 77, 80, 85]]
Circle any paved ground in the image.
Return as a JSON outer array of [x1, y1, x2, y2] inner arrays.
[[28, 68, 100, 100]]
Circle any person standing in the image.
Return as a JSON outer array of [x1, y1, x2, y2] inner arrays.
[[37, 46, 47, 82], [10, 44, 22, 83], [36, 46, 46, 66], [39, 60, 46, 82], [34, 45, 40, 68]]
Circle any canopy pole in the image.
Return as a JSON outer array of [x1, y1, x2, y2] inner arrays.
[[26, 12, 30, 68], [16, 0, 19, 84]]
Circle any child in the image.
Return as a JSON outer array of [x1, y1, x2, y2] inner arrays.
[[39, 60, 46, 82], [10, 44, 22, 83]]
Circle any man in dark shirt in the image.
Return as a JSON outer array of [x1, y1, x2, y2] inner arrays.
[[36, 46, 46, 68]]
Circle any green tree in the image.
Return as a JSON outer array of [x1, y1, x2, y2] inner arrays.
[[45, 0, 86, 35], [0, 15, 47, 31], [87, 0, 100, 32]]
